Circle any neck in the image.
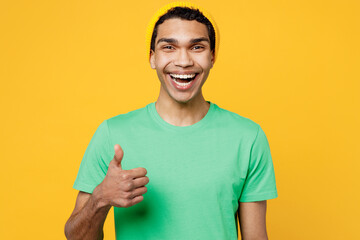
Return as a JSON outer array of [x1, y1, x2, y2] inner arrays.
[[155, 90, 210, 127]]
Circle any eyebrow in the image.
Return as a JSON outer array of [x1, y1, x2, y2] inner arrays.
[[156, 37, 210, 45]]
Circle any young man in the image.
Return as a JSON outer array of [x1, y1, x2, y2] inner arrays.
[[65, 3, 278, 240]]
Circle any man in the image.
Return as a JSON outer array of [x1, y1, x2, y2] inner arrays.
[[65, 2, 278, 240]]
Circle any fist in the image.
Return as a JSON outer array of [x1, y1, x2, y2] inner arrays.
[[94, 144, 149, 208]]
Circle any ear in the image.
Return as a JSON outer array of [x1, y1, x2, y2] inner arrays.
[[150, 50, 156, 69], [210, 50, 215, 68]]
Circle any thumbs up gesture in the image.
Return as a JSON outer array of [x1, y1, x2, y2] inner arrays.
[[93, 144, 149, 208]]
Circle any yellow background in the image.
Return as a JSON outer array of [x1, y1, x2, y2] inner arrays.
[[1, 0, 359, 239]]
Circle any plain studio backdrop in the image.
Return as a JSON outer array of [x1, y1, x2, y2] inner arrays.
[[0, 0, 359, 239]]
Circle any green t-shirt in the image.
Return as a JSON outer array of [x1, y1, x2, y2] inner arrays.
[[73, 101, 278, 240]]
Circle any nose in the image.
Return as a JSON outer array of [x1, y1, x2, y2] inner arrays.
[[173, 49, 193, 67]]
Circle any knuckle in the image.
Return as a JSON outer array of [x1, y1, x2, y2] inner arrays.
[[123, 192, 132, 199], [126, 181, 134, 190], [121, 181, 133, 191], [120, 172, 130, 180], [135, 195, 144, 203], [122, 199, 132, 208]]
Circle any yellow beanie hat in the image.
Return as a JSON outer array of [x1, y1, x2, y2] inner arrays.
[[145, 2, 220, 63]]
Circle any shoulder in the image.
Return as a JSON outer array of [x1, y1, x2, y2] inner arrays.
[[212, 103, 260, 137]]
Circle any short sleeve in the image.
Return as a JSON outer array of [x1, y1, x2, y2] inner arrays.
[[239, 125, 278, 202], [73, 120, 113, 194]]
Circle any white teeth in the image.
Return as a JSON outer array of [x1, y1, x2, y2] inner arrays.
[[169, 73, 196, 79]]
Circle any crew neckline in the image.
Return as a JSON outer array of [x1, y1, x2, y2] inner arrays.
[[148, 101, 215, 133]]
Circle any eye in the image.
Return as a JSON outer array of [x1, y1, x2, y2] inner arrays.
[[192, 45, 204, 50], [163, 45, 174, 50]]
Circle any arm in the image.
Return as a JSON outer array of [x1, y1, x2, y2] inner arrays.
[[64, 191, 111, 240], [65, 144, 149, 240], [238, 200, 268, 240]]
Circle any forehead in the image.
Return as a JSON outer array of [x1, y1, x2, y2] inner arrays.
[[156, 18, 209, 41]]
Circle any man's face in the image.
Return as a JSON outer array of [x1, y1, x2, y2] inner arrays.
[[150, 18, 214, 104]]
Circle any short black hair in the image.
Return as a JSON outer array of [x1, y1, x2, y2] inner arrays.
[[150, 6, 215, 54]]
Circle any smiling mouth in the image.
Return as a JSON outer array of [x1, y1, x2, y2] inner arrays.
[[169, 73, 198, 84]]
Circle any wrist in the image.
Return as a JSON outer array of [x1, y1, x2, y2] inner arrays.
[[91, 185, 112, 211]]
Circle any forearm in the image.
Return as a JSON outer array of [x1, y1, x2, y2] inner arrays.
[[65, 194, 111, 240], [65, 151, 148, 239], [240, 235, 268, 240]]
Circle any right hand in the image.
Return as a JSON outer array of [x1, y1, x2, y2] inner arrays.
[[93, 144, 149, 208]]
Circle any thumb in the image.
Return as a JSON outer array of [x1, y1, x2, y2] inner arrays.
[[113, 144, 124, 168]]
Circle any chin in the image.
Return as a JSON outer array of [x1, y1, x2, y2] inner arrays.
[[172, 92, 200, 104]]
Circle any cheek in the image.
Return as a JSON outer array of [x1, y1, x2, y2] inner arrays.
[[193, 55, 212, 69], [155, 54, 173, 67]]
